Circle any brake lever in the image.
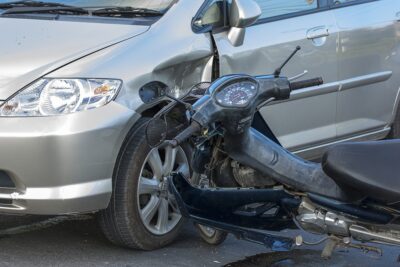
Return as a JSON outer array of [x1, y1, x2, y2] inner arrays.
[[153, 100, 177, 118], [289, 70, 309, 81]]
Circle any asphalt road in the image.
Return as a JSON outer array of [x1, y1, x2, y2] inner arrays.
[[0, 215, 398, 267]]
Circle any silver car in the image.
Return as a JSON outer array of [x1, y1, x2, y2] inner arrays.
[[0, 0, 399, 250]]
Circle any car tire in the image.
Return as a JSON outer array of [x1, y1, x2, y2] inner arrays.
[[196, 224, 228, 246], [98, 118, 191, 250]]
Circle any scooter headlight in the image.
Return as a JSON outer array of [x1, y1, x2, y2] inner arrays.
[[0, 78, 122, 116]]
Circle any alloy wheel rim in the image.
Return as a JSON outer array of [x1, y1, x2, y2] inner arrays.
[[137, 145, 189, 235]]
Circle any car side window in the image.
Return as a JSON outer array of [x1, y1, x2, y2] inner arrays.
[[254, 0, 318, 20]]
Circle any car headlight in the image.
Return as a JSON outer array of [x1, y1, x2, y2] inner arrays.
[[0, 78, 122, 116]]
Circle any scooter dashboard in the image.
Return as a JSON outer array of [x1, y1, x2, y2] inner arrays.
[[214, 79, 258, 108]]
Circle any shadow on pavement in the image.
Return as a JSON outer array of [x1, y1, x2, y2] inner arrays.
[[0, 214, 397, 267], [224, 250, 322, 267]]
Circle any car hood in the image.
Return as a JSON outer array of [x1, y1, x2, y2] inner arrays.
[[0, 17, 149, 100]]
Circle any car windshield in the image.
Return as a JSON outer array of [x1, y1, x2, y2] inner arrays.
[[0, 0, 176, 11]]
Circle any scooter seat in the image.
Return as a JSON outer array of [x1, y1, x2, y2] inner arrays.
[[322, 140, 400, 204]]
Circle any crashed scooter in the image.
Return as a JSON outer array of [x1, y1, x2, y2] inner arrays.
[[144, 47, 400, 258]]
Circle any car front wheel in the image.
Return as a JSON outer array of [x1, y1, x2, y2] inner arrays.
[[98, 118, 191, 250]]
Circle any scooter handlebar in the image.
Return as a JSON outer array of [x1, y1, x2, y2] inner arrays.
[[290, 77, 323, 91], [170, 121, 201, 147], [169, 77, 324, 147]]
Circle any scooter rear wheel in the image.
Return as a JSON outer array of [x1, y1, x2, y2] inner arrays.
[[190, 173, 228, 246], [196, 224, 228, 246]]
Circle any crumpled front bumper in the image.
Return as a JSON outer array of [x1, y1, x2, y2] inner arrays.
[[0, 102, 138, 215]]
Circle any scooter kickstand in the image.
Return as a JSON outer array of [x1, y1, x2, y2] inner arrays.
[[321, 236, 382, 259], [321, 236, 341, 259]]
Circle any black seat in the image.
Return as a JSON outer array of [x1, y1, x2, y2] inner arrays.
[[322, 140, 400, 204]]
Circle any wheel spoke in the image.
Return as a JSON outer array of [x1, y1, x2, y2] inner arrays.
[[138, 146, 187, 235], [148, 149, 163, 179], [156, 198, 169, 232], [139, 177, 159, 195], [163, 146, 177, 175], [176, 164, 190, 178], [141, 195, 161, 225]]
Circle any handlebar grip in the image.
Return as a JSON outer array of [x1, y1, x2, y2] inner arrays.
[[171, 122, 201, 147], [290, 77, 323, 91]]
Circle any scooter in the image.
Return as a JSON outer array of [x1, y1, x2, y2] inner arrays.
[[143, 48, 400, 258]]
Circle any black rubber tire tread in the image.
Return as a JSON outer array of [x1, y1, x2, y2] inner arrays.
[[98, 118, 187, 250]]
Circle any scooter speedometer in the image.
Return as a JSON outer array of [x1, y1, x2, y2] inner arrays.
[[214, 79, 258, 108]]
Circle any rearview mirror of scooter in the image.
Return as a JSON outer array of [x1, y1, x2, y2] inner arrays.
[[145, 117, 168, 148]]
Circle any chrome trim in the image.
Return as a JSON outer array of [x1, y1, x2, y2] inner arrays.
[[339, 71, 392, 91], [290, 82, 339, 100], [269, 71, 393, 105], [293, 127, 391, 160]]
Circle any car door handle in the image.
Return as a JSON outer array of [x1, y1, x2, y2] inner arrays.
[[307, 26, 330, 39]]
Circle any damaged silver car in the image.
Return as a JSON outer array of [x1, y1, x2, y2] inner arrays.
[[0, 0, 399, 250]]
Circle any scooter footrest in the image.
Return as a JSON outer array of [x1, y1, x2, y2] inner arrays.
[[233, 202, 279, 217]]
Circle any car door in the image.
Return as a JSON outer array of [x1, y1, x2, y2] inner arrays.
[[212, 0, 340, 158], [331, 0, 400, 139]]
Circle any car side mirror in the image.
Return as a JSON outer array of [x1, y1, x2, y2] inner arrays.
[[193, 2, 224, 28], [228, 0, 261, 47]]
